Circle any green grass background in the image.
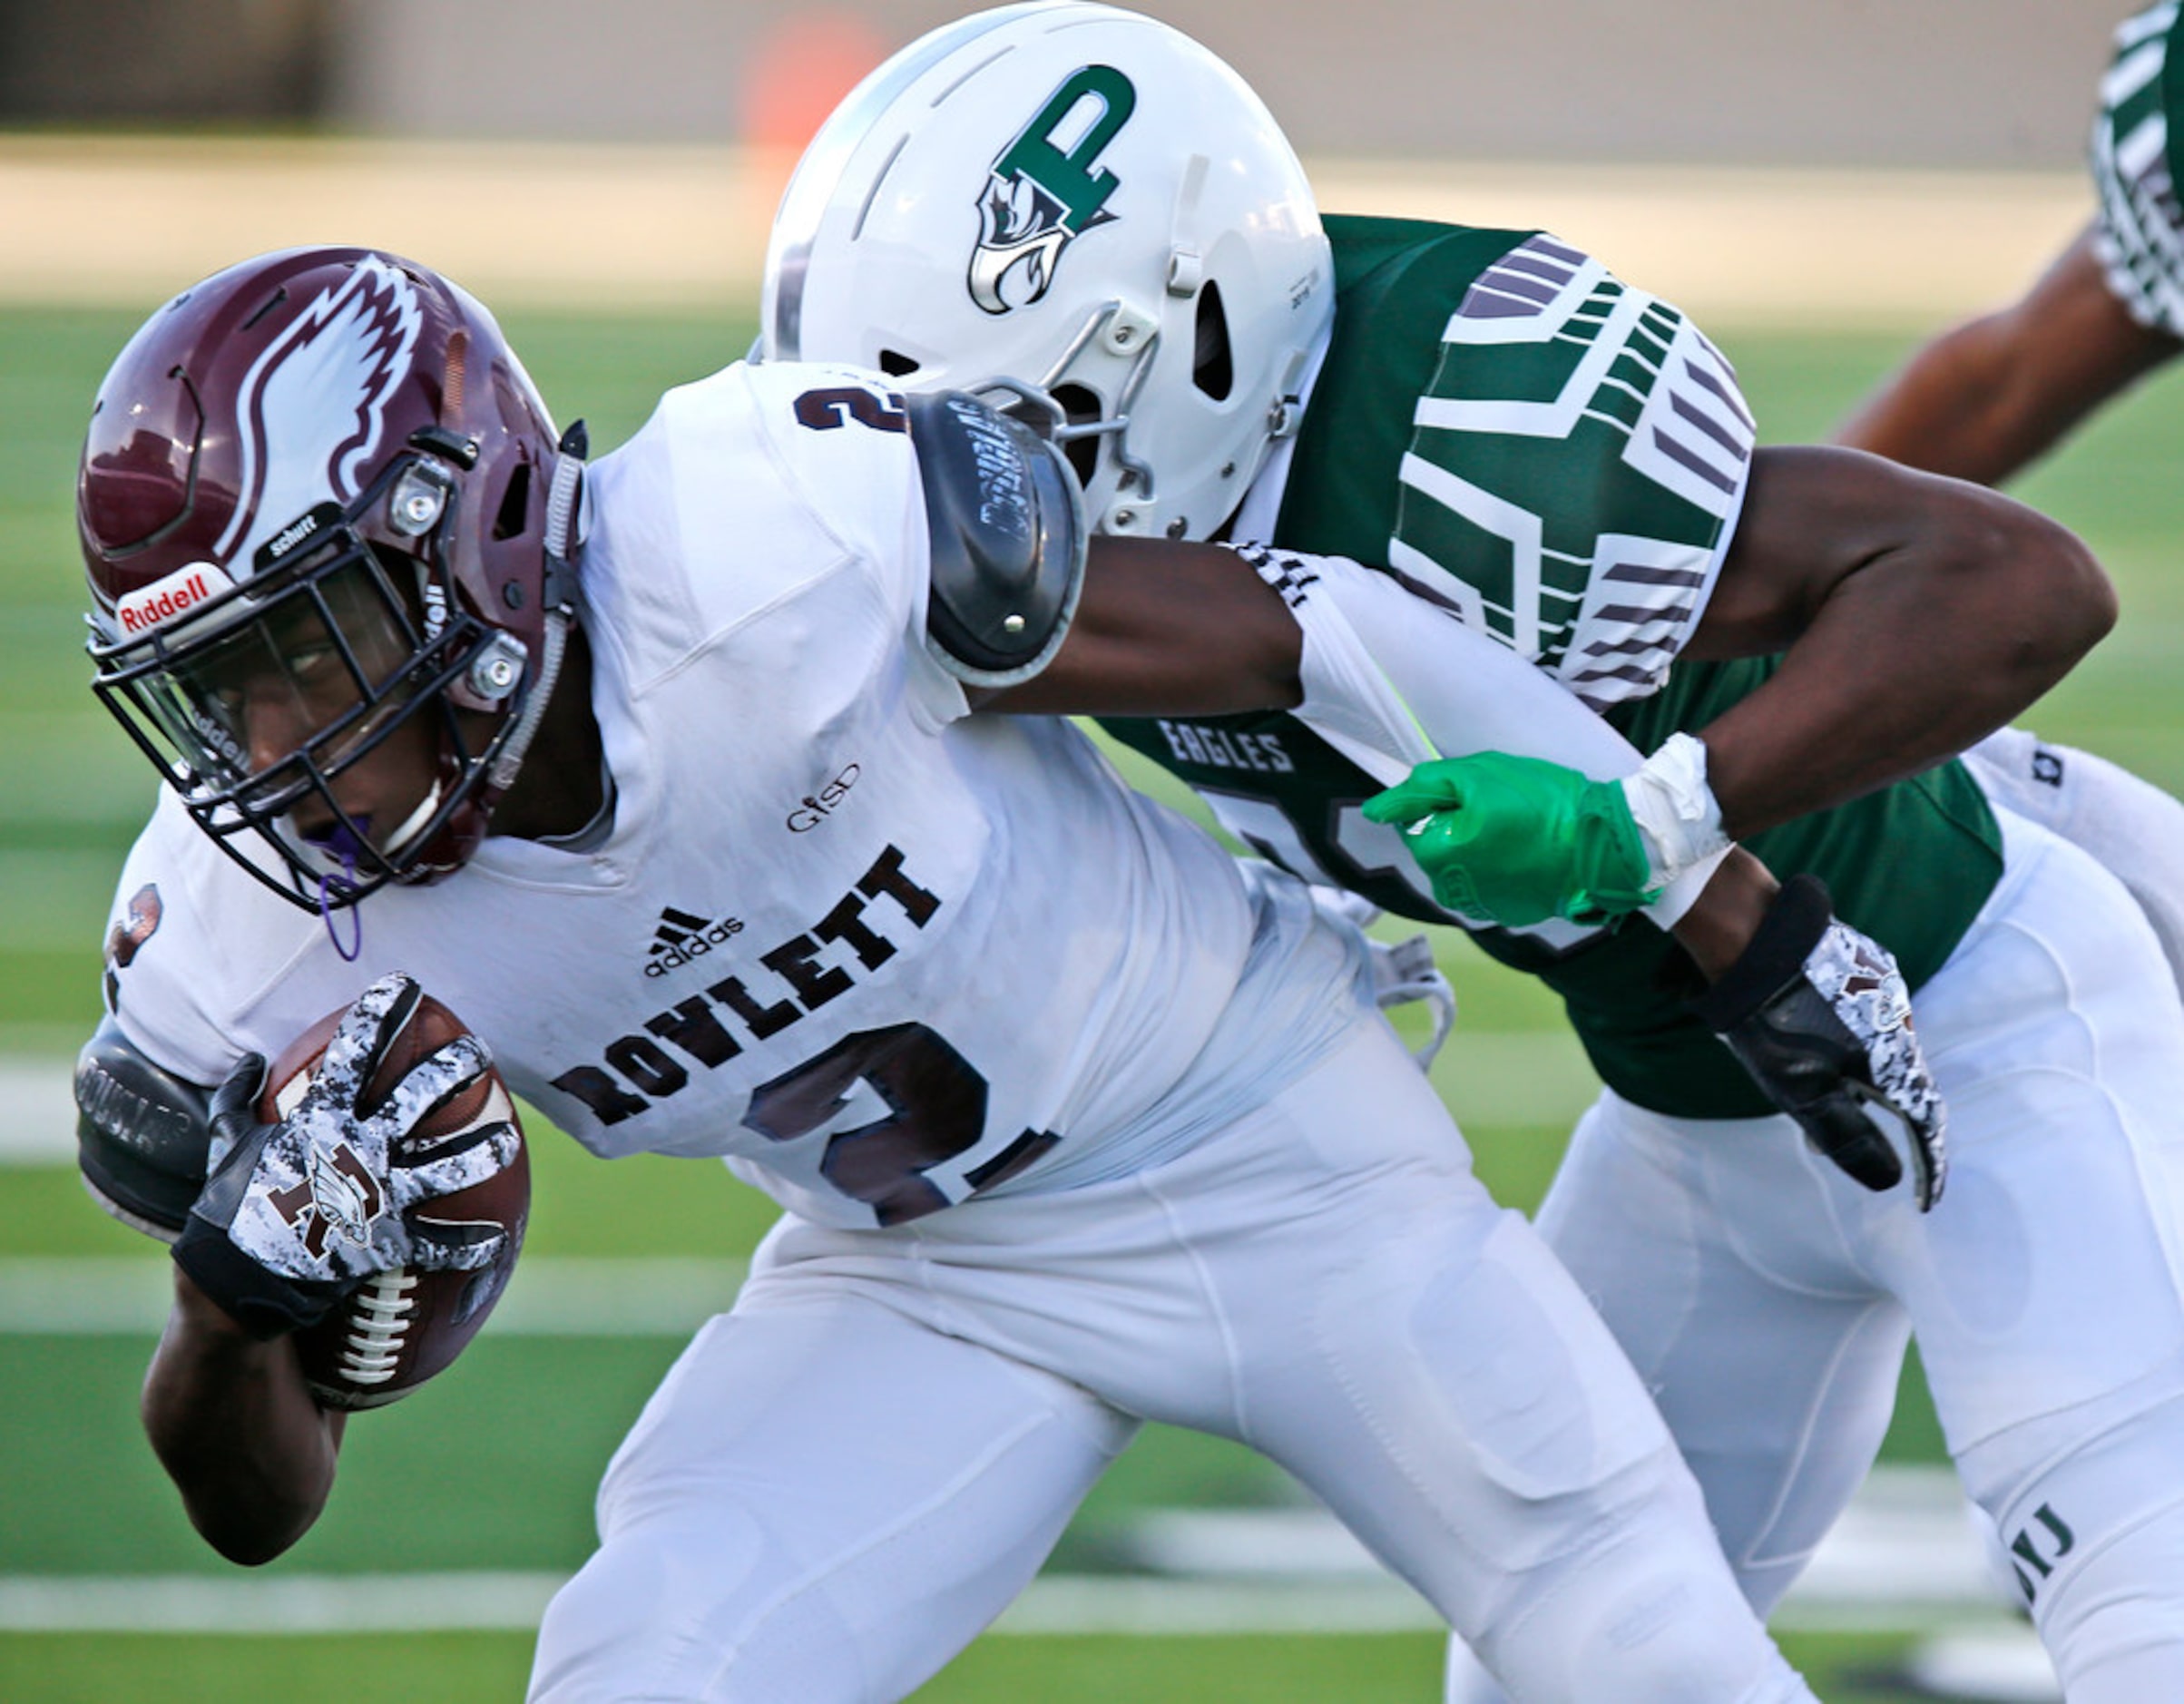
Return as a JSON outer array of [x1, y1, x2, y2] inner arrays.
[[3, 302, 2179, 1699]]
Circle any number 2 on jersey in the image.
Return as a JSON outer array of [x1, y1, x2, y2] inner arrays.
[[744, 1023, 1060, 1225], [794, 386, 909, 434]]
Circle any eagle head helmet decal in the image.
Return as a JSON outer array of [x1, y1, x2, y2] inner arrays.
[[970, 64, 1137, 314]]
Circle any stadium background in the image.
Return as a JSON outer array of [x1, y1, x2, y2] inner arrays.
[[1, 3, 2175, 1699]]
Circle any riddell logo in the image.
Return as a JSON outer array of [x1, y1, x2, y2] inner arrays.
[[116, 563, 235, 634], [645, 906, 745, 979]]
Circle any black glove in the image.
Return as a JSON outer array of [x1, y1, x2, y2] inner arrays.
[[1691, 875, 1947, 1210]]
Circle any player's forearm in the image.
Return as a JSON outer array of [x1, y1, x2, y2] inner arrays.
[[1010, 539, 1657, 781], [1836, 230, 2182, 487], [1666, 847, 1779, 981], [142, 1268, 344, 1564], [984, 535, 1305, 716], [1832, 311, 2066, 486], [1698, 484, 2113, 837]]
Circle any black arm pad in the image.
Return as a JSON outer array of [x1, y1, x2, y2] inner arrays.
[[73, 1014, 216, 1242], [907, 391, 1087, 687]]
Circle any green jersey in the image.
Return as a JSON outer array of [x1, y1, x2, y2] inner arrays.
[[2092, 2, 2184, 337], [1100, 215, 2002, 1118]]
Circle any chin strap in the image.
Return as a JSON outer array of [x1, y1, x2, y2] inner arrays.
[[486, 610, 571, 795]]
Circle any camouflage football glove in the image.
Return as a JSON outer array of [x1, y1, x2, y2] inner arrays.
[[1691, 875, 1947, 1210], [172, 974, 522, 1338], [1362, 750, 1661, 927]]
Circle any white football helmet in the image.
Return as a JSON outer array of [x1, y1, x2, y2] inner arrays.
[[762, 2, 1332, 542]]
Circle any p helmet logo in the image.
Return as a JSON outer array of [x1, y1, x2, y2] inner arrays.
[[970, 64, 1137, 315]]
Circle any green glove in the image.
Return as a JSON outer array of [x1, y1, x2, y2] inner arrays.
[[1361, 751, 1660, 927]]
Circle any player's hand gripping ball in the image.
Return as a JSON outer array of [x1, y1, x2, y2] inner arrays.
[[172, 974, 529, 1408]]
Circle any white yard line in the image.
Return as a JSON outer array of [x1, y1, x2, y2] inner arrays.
[[0, 1060, 79, 1164], [1905, 1629, 2062, 1702], [1123, 1465, 2016, 1621], [0, 1570, 2038, 1641], [0, 1256, 748, 1336], [0, 1033, 1606, 1168], [0, 1572, 566, 1634], [0, 1467, 2041, 1636], [0, 1572, 1446, 1637]]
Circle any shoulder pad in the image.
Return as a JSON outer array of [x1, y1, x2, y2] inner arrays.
[[73, 1015, 215, 1242], [907, 391, 1087, 688]]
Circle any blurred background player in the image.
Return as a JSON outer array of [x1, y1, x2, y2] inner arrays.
[[1839, 0, 2184, 984], [762, 7, 2184, 1699]]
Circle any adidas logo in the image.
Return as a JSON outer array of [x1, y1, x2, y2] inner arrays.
[[644, 906, 745, 978]]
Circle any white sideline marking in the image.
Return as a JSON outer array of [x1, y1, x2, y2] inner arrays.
[[0, 1257, 748, 1336]]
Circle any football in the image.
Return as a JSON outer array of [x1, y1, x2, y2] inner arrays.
[[260, 991, 529, 1411]]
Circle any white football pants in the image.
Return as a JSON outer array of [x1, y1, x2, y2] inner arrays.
[[1964, 724, 2184, 988], [529, 1017, 1815, 1704], [1449, 805, 2184, 1704]]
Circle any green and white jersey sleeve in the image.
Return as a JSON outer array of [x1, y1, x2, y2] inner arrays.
[[1221, 216, 2001, 1121], [2092, 2, 2184, 336], [1404, 236, 1754, 708], [1273, 218, 1755, 713]]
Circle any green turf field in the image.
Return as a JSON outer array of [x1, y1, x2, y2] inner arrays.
[[4, 299, 2179, 1700]]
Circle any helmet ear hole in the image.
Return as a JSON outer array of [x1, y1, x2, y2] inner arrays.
[[1192, 281, 1233, 402], [877, 349, 920, 377], [491, 463, 532, 542], [1048, 383, 1103, 487]]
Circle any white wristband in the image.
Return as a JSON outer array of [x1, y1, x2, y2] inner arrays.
[[1622, 733, 1732, 926]]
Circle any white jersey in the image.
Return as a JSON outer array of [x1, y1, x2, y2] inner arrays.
[[100, 361, 1370, 1229]]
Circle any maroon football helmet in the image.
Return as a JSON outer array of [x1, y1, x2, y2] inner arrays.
[[80, 247, 585, 913]]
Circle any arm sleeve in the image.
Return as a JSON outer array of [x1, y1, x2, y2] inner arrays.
[[1233, 541, 1728, 922], [1356, 231, 1756, 710]]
